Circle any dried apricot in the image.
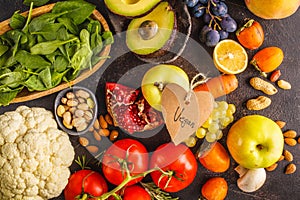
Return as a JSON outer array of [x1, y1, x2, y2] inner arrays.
[[201, 177, 228, 200]]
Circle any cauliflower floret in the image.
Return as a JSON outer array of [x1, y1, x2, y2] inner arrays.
[[0, 106, 75, 200]]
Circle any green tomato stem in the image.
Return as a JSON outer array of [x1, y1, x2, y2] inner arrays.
[[97, 168, 160, 200]]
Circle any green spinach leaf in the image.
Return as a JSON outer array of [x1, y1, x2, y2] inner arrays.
[[25, 75, 46, 91], [57, 17, 79, 35], [0, 86, 23, 106], [23, 0, 50, 6], [39, 67, 52, 89], [30, 37, 77, 55], [53, 55, 69, 72], [10, 11, 26, 29], [52, 1, 95, 25], [15, 50, 51, 69], [0, 44, 9, 57]]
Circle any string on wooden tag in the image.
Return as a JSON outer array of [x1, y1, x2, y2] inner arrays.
[[184, 73, 208, 104]]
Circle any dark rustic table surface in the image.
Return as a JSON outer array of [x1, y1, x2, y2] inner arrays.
[[0, 0, 299, 200]]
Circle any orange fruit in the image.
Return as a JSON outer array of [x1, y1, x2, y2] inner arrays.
[[213, 39, 248, 74], [201, 177, 228, 200]]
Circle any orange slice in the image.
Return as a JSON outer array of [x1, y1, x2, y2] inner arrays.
[[213, 39, 248, 74]]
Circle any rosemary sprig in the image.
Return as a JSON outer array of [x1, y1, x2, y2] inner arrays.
[[141, 182, 179, 200]]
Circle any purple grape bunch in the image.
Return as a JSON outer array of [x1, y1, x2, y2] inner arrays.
[[184, 0, 237, 47]]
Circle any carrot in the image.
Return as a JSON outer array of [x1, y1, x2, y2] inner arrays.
[[193, 74, 238, 98]]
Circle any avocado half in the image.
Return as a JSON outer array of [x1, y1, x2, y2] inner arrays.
[[104, 0, 161, 17], [126, 1, 177, 58]]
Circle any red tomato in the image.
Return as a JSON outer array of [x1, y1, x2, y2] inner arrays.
[[102, 139, 149, 186], [109, 185, 151, 200], [64, 169, 108, 200], [150, 143, 198, 192]]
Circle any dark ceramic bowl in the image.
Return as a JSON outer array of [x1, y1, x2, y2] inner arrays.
[[54, 86, 98, 136]]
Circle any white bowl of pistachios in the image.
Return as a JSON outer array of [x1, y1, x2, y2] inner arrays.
[[54, 86, 98, 136]]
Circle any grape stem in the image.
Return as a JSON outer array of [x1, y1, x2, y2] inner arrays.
[[207, 0, 222, 30]]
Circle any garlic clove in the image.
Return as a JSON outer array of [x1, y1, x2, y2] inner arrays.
[[235, 165, 266, 193]]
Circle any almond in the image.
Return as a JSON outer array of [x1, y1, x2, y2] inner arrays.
[[285, 163, 296, 174], [93, 130, 102, 141], [86, 145, 99, 153], [99, 128, 110, 137], [99, 115, 108, 129], [283, 150, 293, 162], [278, 155, 285, 162], [277, 79, 291, 90], [265, 163, 278, 172], [275, 120, 286, 129], [105, 113, 114, 125], [79, 137, 89, 147], [283, 130, 297, 138], [284, 138, 297, 146], [93, 119, 100, 130]]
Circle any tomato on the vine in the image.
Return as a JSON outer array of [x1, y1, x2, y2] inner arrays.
[[64, 169, 108, 200], [109, 185, 151, 200], [102, 138, 149, 186], [150, 143, 198, 192]]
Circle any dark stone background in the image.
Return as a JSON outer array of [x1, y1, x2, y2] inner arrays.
[[0, 0, 299, 199]]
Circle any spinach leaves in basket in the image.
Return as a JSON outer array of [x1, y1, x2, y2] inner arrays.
[[0, 1, 113, 106]]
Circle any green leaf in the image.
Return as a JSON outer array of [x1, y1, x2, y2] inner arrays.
[[10, 11, 26, 29], [52, 1, 96, 25], [0, 71, 26, 88], [31, 23, 63, 41], [102, 31, 114, 45], [53, 55, 69, 72], [28, 11, 67, 33], [24, 75, 46, 91], [57, 17, 79, 35], [0, 87, 23, 106], [0, 44, 9, 57], [15, 50, 51, 69], [30, 37, 78, 55], [23, 0, 50, 6], [51, 69, 69, 87], [39, 67, 52, 89]]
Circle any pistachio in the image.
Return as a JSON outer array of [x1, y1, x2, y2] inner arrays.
[[61, 97, 68, 104], [76, 89, 90, 99], [56, 105, 66, 117], [74, 109, 85, 118], [77, 103, 89, 111], [87, 98, 95, 109], [66, 91, 75, 99], [67, 99, 79, 107], [72, 117, 86, 127], [76, 122, 88, 132], [62, 111, 72, 125]]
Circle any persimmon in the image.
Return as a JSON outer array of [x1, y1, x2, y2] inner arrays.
[[250, 46, 284, 77], [201, 177, 228, 200], [199, 142, 230, 173], [236, 19, 264, 50]]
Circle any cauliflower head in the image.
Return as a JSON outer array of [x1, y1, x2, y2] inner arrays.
[[0, 106, 75, 200]]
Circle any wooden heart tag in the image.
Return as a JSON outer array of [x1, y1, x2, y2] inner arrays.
[[161, 83, 214, 145]]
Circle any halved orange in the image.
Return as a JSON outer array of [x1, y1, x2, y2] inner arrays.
[[213, 39, 248, 74]]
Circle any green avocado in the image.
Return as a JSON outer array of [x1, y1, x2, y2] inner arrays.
[[126, 1, 176, 56], [104, 0, 161, 17]]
